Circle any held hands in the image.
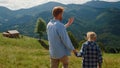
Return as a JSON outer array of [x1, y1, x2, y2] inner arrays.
[[73, 49, 78, 57], [98, 64, 102, 68], [65, 17, 74, 28]]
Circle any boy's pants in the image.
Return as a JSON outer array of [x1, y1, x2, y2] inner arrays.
[[50, 56, 69, 68]]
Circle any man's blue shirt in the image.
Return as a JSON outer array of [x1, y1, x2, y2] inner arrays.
[[47, 19, 75, 59]]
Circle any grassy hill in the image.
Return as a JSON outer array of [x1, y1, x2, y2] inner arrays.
[[0, 34, 120, 68]]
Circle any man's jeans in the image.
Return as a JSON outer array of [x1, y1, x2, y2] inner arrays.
[[50, 56, 69, 68]]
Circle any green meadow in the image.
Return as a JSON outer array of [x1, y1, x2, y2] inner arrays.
[[0, 34, 120, 68]]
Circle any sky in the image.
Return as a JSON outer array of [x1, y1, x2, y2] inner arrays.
[[0, 0, 119, 10]]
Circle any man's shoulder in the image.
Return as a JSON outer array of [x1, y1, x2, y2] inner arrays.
[[47, 20, 65, 30], [56, 21, 64, 26], [54, 21, 65, 29], [48, 20, 63, 25], [47, 22, 52, 29]]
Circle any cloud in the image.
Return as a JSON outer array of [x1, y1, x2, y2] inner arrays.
[[0, 0, 49, 10], [0, 0, 119, 10], [103, 0, 120, 2], [0, 0, 9, 4], [53, 0, 91, 4]]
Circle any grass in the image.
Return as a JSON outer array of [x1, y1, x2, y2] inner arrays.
[[0, 34, 120, 68]]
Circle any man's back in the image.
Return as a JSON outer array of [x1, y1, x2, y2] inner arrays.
[[47, 19, 74, 59]]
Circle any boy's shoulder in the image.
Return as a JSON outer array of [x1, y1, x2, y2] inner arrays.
[[82, 41, 89, 47], [83, 41, 91, 45], [83, 41, 98, 47]]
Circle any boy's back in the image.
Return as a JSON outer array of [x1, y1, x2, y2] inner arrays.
[[81, 41, 102, 68], [77, 32, 103, 68]]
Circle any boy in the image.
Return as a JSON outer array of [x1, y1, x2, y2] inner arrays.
[[76, 32, 103, 68]]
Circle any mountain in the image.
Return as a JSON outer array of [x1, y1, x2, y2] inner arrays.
[[13, 2, 65, 17], [0, 1, 120, 51], [85, 1, 120, 9], [0, 7, 13, 23]]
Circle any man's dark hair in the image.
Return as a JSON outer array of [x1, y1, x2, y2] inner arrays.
[[52, 6, 64, 17]]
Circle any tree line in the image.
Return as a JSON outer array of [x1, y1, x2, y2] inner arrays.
[[35, 18, 120, 53]]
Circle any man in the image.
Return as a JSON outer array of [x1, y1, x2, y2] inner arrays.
[[47, 6, 77, 68]]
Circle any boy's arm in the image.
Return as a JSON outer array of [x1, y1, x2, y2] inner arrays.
[[76, 44, 85, 57], [97, 46, 103, 68]]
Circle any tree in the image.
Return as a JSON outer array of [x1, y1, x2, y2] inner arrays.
[[97, 42, 105, 53], [35, 18, 46, 39], [68, 31, 79, 49], [79, 40, 86, 49]]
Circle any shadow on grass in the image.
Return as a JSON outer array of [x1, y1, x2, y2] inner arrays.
[[38, 39, 49, 50]]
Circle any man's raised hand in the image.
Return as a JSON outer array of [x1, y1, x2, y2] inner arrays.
[[65, 17, 74, 28]]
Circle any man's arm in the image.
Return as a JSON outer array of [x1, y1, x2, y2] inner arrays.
[[65, 17, 74, 28], [64, 17, 77, 55], [56, 23, 75, 52]]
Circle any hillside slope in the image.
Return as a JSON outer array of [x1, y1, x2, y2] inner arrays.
[[0, 34, 120, 68], [0, 33, 50, 68]]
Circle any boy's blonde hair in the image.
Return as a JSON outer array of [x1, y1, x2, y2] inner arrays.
[[87, 32, 97, 41]]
